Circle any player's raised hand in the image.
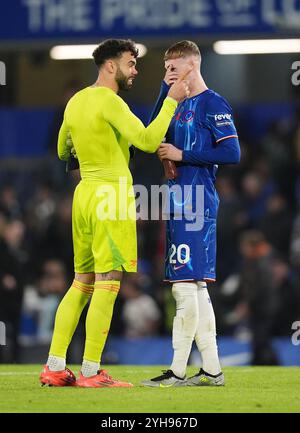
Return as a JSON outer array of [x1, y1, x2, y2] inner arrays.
[[167, 66, 193, 103], [164, 65, 179, 86]]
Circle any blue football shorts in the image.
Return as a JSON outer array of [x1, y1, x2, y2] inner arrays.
[[165, 214, 217, 282]]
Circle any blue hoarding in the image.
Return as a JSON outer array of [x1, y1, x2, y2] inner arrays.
[[103, 336, 300, 366], [0, 0, 300, 43]]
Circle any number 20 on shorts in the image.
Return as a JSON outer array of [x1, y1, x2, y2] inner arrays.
[[169, 244, 190, 264]]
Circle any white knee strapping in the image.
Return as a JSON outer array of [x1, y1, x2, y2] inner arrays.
[[170, 282, 199, 377], [195, 281, 221, 375], [195, 282, 217, 350], [172, 282, 199, 344]]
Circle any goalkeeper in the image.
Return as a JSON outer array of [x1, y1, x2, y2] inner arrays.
[[40, 39, 191, 388]]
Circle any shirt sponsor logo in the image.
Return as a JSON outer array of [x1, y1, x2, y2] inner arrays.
[[214, 113, 232, 127], [214, 113, 232, 121], [216, 121, 232, 127]]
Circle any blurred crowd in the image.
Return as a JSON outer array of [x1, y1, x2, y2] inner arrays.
[[1, 107, 300, 365]]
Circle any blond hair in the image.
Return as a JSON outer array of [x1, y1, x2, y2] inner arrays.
[[164, 40, 200, 61]]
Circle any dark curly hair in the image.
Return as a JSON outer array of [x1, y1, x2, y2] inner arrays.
[[93, 39, 139, 69]]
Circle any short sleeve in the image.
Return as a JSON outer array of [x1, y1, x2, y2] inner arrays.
[[204, 94, 238, 143]]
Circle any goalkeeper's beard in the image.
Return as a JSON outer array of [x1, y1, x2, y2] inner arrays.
[[115, 66, 134, 91]]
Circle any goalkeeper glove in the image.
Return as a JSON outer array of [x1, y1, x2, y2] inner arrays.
[[65, 133, 79, 171]]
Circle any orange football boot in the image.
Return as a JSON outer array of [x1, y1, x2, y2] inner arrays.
[[39, 365, 76, 387], [76, 369, 133, 388]]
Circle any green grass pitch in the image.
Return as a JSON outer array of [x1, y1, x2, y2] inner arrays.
[[0, 365, 299, 413]]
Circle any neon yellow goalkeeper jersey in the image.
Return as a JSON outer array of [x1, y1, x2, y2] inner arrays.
[[57, 86, 177, 183], [56, 85, 177, 274]]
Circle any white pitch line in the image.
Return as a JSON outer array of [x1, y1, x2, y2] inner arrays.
[[0, 370, 154, 376], [0, 367, 264, 377], [0, 372, 39, 375]]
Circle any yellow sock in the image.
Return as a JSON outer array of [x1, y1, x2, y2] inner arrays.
[[49, 280, 94, 358], [83, 280, 120, 363]]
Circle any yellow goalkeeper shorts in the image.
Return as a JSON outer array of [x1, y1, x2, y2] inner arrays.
[[72, 179, 137, 274]]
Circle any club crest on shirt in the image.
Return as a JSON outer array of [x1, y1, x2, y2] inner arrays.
[[176, 110, 195, 123], [184, 111, 195, 122]]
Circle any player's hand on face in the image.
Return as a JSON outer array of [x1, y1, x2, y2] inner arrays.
[[157, 142, 183, 162], [164, 66, 179, 86], [167, 66, 192, 102]]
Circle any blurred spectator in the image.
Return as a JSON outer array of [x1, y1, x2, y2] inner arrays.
[[36, 195, 74, 279], [0, 219, 28, 362], [241, 171, 275, 226], [25, 183, 56, 235], [216, 175, 245, 281], [0, 184, 22, 219], [120, 275, 161, 338], [271, 257, 300, 336], [290, 212, 300, 268], [22, 259, 67, 343], [0, 211, 7, 236], [261, 120, 292, 187], [259, 193, 293, 258], [237, 230, 280, 365]]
